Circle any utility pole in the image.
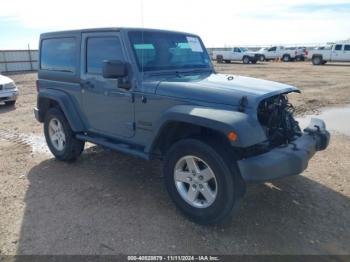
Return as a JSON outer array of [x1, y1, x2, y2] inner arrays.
[[28, 43, 33, 71]]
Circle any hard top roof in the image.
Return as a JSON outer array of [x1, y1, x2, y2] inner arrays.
[[40, 27, 197, 38]]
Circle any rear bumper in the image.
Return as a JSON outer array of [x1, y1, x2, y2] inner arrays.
[[238, 118, 330, 182]]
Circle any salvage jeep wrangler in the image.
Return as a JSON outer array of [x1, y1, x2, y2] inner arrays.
[[34, 28, 330, 224]]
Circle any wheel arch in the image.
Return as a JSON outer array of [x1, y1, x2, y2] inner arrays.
[[37, 89, 85, 132], [147, 105, 267, 155]]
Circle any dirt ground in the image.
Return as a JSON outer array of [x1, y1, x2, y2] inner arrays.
[[0, 62, 349, 255]]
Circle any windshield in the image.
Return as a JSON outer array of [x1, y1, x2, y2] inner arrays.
[[128, 31, 212, 72]]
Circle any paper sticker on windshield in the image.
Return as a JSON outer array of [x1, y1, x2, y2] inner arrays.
[[186, 37, 203, 52]]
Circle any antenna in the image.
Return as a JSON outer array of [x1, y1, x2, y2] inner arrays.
[[140, 0, 144, 27]]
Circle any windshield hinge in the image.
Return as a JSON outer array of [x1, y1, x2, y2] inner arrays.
[[239, 96, 249, 112]]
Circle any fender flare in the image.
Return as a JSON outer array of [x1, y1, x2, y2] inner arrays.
[[37, 89, 85, 132], [147, 105, 267, 152]]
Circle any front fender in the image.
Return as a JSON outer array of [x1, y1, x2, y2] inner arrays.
[[149, 105, 267, 150], [37, 89, 85, 132]]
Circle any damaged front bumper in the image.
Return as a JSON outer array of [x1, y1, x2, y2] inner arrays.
[[238, 118, 330, 182]]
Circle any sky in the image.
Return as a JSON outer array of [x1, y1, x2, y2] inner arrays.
[[0, 0, 350, 49]]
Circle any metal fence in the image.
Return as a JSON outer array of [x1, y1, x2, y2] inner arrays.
[[0, 49, 38, 73]]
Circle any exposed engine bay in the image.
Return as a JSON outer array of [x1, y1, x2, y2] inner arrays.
[[258, 94, 302, 148]]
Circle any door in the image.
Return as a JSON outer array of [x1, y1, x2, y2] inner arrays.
[[233, 47, 242, 60], [341, 44, 350, 61], [81, 32, 135, 138], [266, 46, 277, 59], [331, 44, 343, 61]]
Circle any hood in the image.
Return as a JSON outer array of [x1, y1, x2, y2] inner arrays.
[[0, 75, 13, 84], [156, 73, 299, 108]]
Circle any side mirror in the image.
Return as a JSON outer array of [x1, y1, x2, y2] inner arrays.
[[102, 60, 128, 79]]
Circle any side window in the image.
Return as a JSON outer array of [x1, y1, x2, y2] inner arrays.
[[41, 38, 76, 72], [86, 36, 124, 74], [344, 45, 350, 51], [233, 48, 240, 52], [268, 47, 276, 52], [335, 45, 343, 51]]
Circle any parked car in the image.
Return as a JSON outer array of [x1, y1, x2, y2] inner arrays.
[[0, 74, 18, 106], [213, 47, 259, 64], [282, 47, 308, 62], [34, 28, 330, 224], [258, 46, 307, 62], [307, 43, 350, 65], [257, 46, 285, 61]]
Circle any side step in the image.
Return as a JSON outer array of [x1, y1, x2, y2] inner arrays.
[[76, 134, 149, 160]]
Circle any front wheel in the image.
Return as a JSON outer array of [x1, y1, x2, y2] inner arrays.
[[163, 138, 243, 224], [242, 56, 250, 64], [282, 55, 291, 62], [44, 107, 85, 161]]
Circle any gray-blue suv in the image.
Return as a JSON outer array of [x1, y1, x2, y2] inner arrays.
[[34, 28, 330, 224]]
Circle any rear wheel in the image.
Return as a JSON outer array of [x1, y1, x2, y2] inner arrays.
[[312, 56, 322, 65], [4, 100, 16, 106], [259, 55, 265, 62], [44, 107, 85, 161], [163, 138, 243, 224]]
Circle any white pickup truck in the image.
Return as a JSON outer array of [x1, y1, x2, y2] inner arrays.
[[307, 43, 350, 65], [258, 46, 306, 62], [213, 47, 259, 64], [257, 46, 284, 61]]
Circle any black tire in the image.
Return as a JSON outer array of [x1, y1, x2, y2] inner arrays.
[[224, 60, 231, 64], [282, 54, 291, 62], [312, 56, 322, 65], [259, 55, 265, 62], [44, 107, 85, 161], [216, 55, 223, 63], [295, 55, 304, 62], [163, 138, 244, 224], [4, 100, 16, 106], [242, 56, 250, 64]]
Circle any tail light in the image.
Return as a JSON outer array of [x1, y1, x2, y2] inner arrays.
[[36, 80, 40, 92]]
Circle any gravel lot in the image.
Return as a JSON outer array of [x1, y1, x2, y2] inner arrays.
[[0, 62, 349, 255]]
